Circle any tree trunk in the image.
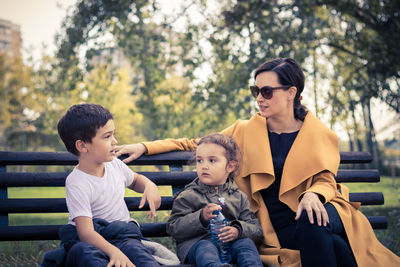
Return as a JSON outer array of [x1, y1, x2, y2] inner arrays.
[[347, 131, 354, 152], [366, 98, 383, 170], [347, 91, 363, 152], [313, 53, 319, 117]]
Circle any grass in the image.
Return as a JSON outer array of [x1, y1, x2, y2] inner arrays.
[[0, 177, 399, 266], [342, 176, 400, 256], [343, 175, 400, 207]]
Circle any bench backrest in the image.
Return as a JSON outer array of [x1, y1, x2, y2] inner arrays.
[[0, 151, 387, 241]]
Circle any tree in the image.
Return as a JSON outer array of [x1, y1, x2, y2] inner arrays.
[[199, 0, 398, 167], [298, 0, 400, 112], [55, 0, 205, 139], [0, 53, 40, 150]]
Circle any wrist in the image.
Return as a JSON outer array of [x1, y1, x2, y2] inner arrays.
[[200, 209, 210, 227], [230, 221, 243, 237], [140, 143, 148, 154]]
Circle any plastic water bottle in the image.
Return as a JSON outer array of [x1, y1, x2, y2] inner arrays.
[[210, 209, 231, 263]]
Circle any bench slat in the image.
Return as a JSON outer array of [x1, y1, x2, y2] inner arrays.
[[0, 192, 384, 213], [0, 215, 386, 241], [0, 197, 174, 213], [0, 172, 197, 187], [339, 152, 372, 163], [0, 169, 379, 187], [349, 192, 384, 205], [335, 169, 380, 183], [0, 151, 193, 166], [0, 151, 372, 165], [0, 223, 167, 241]]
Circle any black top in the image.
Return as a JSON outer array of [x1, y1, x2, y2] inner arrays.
[[260, 130, 299, 232]]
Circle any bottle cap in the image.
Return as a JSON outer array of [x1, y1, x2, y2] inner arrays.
[[212, 210, 220, 215]]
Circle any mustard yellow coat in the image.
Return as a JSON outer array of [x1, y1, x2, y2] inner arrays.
[[144, 112, 400, 267]]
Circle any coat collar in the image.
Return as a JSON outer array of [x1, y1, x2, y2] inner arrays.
[[241, 113, 275, 193], [239, 112, 339, 198], [280, 112, 340, 196], [185, 177, 239, 195]]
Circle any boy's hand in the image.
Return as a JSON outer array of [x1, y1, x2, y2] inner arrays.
[[139, 181, 161, 220], [114, 143, 147, 163], [202, 203, 222, 221], [218, 226, 239, 243], [107, 248, 135, 267]]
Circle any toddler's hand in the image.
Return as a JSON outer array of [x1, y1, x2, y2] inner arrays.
[[218, 226, 239, 243], [202, 203, 221, 221]]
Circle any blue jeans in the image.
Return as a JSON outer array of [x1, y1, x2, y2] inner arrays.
[[65, 238, 160, 267], [187, 238, 263, 267]]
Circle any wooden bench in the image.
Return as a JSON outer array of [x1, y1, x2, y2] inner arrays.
[[0, 151, 387, 261]]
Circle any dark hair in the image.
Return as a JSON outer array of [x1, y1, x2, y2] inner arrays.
[[197, 133, 241, 180], [254, 58, 307, 121], [57, 103, 113, 156]]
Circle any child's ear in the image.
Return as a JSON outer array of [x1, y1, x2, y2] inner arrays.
[[226, 160, 237, 173], [75, 140, 88, 153]]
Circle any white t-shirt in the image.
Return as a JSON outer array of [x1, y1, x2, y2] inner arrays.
[[65, 157, 135, 225]]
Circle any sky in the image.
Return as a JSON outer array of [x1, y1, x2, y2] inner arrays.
[[0, 0, 77, 61], [0, 0, 398, 142]]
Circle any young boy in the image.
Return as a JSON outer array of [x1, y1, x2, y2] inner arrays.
[[57, 103, 161, 267]]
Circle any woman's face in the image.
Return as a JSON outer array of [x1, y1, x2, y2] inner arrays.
[[255, 71, 294, 119]]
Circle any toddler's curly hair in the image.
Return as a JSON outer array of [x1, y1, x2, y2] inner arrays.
[[197, 133, 242, 180]]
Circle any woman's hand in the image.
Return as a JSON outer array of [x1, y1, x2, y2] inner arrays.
[[114, 143, 147, 163], [295, 192, 329, 226], [218, 226, 239, 242], [202, 203, 222, 221]]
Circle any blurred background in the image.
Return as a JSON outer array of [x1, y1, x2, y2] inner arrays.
[[0, 0, 399, 265]]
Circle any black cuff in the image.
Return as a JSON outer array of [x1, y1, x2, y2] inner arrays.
[[199, 208, 210, 227], [230, 220, 243, 237]]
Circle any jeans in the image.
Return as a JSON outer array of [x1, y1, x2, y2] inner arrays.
[[65, 238, 160, 267], [276, 202, 357, 267], [187, 238, 263, 267]]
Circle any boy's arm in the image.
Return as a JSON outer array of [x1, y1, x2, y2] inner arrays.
[[74, 216, 135, 267], [128, 173, 161, 219]]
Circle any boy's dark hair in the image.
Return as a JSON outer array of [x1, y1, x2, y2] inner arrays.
[[197, 133, 241, 180], [57, 103, 113, 156]]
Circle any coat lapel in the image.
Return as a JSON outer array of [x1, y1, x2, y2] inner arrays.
[[279, 112, 340, 203], [241, 113, 275, 194], [238, 112, 340, 212]]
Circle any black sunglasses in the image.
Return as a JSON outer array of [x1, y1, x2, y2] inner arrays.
[[250, 85, 291, 99]]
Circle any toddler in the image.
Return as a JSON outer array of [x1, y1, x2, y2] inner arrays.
[[167, 133, 263, 267]]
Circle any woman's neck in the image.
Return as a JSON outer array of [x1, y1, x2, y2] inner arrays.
[[267, 116, 303, 134]]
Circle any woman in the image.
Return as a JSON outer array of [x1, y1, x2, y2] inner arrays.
[[115, 58, 400, 267]]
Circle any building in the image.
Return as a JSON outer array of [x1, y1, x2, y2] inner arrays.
[[0, 18, 22, 58]]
